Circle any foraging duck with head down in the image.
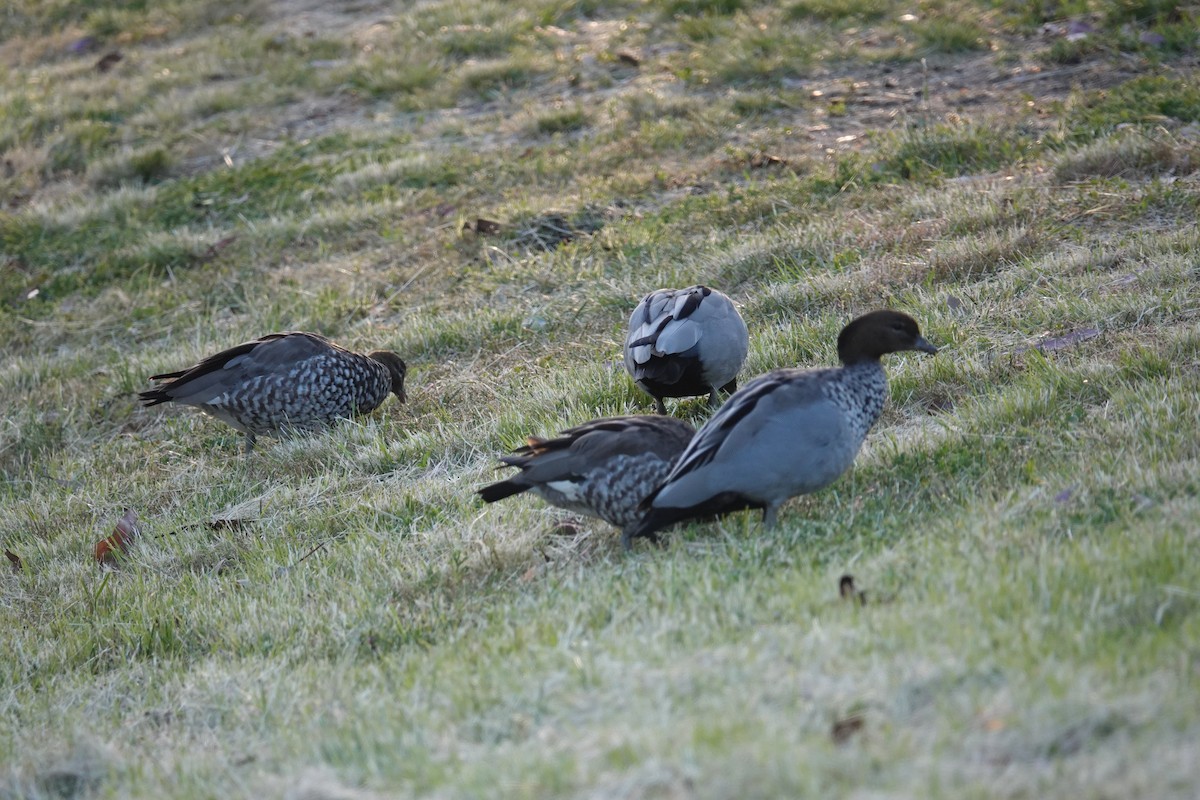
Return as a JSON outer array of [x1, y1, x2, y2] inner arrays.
[[139, 331, 407, 452]]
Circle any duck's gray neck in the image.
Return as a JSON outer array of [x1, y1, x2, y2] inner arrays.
[[824, 360, 888, 446]]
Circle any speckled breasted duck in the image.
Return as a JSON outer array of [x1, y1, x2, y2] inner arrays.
[[622, 310, 937, 548], [624, 285, 750, 414], [478, 415, 696, 541], [139, 332, 407, 452]]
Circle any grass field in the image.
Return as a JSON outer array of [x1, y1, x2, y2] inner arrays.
[[2, 0, 1199, 797]]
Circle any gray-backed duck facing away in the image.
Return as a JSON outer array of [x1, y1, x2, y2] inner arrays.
[[478, 415, 696, 542], [622, 310, 937, 549], [139, 332, 407, 453], [624, 285, 749, 414]]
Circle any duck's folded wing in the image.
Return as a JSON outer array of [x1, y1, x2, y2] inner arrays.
[[145, 332, 332, 404], [647, 369, 831, 499]]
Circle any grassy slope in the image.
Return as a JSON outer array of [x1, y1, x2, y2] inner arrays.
[[2, 0, 1199, 797]]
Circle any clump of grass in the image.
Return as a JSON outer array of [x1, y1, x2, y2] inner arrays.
[[1041, 35, 1108, 65], [787, 0, 891, 23], [436, 23, 523, 58], [1065, 75, 1200, 139], [730, 90, 803, 115], [660, 0, 745, 15], [43, 119, 116, 176], [88, 145, 174, 187], [882, 122, 1040, 180], [621, 89, 703, 124], [1054, 132, 1197, 182], [926, 225, 1046, 282], [533, 104, 589, 135], [1104, 0, 1189, 25], [707, 28, 820, 85], [458, 58, 540, 98], [347, 54, 445, 100], [917, 16, 991, 53]]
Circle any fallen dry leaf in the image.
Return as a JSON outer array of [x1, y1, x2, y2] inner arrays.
[[472, 218, 503, 235], [94, 508, 140, 566], [95, 51, 123, 73], [5, 548, 21, 573], [831, 713, 866, 744], [197, 235, 238, 263]]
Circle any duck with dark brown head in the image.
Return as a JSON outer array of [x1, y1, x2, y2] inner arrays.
[[622, 310, 937, 549]]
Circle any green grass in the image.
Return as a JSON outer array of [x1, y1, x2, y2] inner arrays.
[[2, 0, 1200, 797]]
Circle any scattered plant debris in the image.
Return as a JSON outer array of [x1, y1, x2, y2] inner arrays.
[[747, 152, 787, 169], [507, 206, 614, 252], [549, 520, 585, 537]]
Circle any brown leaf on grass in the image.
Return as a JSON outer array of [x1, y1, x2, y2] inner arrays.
[[472, 218, 503, 235], [5, 548, 22, 573], [94, 508, 140, 566], [196, 235, 238, 264], [615, 50, 641, 67], [95, 51, 123, 73], [831, 713, 865, 744]]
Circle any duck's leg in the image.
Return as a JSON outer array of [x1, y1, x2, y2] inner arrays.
[[243, 432, 256, 455], [620, 527, 636, 551], [654, 397, 668, 415], [620, 527, 660, 551], [762, 504, 779, 528]]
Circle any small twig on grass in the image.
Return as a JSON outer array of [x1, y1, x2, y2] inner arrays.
[[292, 540, 328, 567]]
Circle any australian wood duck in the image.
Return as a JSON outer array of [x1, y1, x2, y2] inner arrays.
[[478, 415, 696, 541], [622, 310, 937, 548], [139, 332, 407, 452], [624, 285, 750, 414]]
